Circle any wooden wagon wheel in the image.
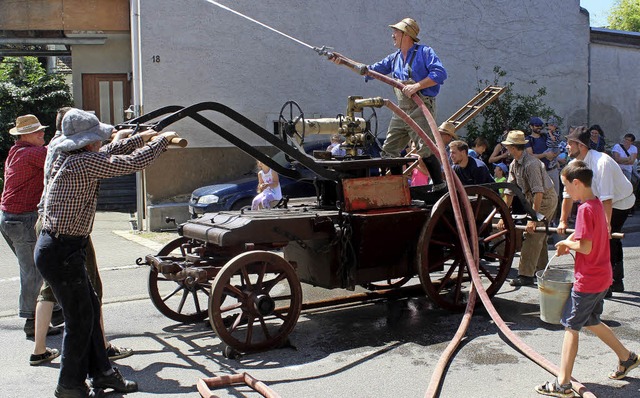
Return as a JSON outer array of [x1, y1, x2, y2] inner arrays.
[[148, 237, 211, 323], [418, 185, 516, 311], [209, 251, 303, 353]]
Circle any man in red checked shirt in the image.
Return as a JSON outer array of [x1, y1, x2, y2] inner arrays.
[[0, 114, 57, 337]]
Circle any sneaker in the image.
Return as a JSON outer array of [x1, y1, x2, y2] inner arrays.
[[30, 347, 60, 366], [90, 367, 138, 393], [107, 344, 134, 360], [24, 319, 62, 338], [54, 383, 104, 398], [51, 308, 65, 327], [510, 275, 535, 287]]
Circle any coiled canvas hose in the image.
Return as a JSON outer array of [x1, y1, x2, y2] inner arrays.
[[328, 52, 595, 398]]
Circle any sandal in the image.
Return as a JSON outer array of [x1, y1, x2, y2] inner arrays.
[[106, 344, 134, 360], [30, 347, 60, 366], [535, 379, 573, 397], [609, 351, 640, 380]]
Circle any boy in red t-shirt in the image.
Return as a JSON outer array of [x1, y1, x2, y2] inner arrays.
[[536, 161, 639, 397]]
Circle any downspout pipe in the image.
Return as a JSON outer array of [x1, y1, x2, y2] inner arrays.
[[130, 0, 145, 231]]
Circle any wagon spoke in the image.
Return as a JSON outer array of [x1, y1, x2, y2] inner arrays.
[[256, 262, 267, 289], [224, 284, 244, 298], [176, 290, 188, 314], [220, 302, 243, 313], [161, 285, 183, 303], [478, 207, 498, 235], [436, 261, 459, 294], [240, 266, 252, 288], [262, 272, 287, 292], [245, 314, 255, 344], [229, 312, 244, 333], [191, 290, 202, 314], [258, 316, 271, 339], [478, 262, 496, 282], [271, 309, 287, 321]]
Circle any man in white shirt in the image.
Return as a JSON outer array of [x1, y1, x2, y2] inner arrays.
[[557, 127, 635, 296]]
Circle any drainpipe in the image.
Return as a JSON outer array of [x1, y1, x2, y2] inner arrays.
[[587, 28, 591, 126], [130, 0, 145, 231]]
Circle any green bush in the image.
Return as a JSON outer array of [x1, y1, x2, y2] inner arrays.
[[0, 56, 73, 177], [465, 65, 561, 149]]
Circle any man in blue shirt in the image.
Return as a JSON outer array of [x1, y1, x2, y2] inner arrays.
[[368, 17, 448, 185]]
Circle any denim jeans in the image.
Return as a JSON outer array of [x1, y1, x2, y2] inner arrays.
[[0, 210, 42, 318], [34, 231, 110, 389]]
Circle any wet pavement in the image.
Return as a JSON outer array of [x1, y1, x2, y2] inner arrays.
[[1, 211, 640, 397]]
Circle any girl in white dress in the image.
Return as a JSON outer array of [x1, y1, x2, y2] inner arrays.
[[251, 161, 282, 210]]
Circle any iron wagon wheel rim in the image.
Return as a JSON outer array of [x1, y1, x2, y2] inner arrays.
[[148, 237, 210, 323], [417, 185, 516, 311], [208, 250, 303, 353]]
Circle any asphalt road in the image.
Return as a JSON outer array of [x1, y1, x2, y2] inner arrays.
[[1, 211, 639, 397]]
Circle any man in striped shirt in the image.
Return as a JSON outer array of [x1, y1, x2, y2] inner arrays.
[[35, 108, 176, 398]]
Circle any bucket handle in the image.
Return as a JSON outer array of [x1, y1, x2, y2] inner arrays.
[[541, 252, 575, 279]]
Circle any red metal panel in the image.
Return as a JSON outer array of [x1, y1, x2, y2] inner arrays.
[[342, 175, 411, 211]]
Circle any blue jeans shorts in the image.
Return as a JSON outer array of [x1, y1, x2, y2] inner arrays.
[[561, 288, 608, 331]]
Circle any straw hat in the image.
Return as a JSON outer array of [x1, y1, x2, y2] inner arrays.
[[438, 122, 457, 139], [501, 130, 528, 145], [9, 114, 48, 135], [389, 18, 420, 42]]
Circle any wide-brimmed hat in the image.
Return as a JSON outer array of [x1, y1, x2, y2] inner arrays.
[[9, 114, 48, 135], [389, 18, 420, 42], [438, 121, 457, 139], [501, 130, 528, 145], [56, 108, 114, 152], [566, 127, 590, 147]]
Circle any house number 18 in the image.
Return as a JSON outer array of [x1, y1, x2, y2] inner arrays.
[[152, 55, 160, 63]]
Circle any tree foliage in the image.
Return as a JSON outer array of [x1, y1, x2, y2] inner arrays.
[[0, 56, 73, 179], [607, 0, 640, 32], [465, 66, 561, 150]]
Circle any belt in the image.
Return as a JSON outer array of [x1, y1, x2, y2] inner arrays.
[[42, 229, 87, 241]]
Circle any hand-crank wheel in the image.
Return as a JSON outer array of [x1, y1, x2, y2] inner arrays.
[[209, 251, 303, 353], [278, 100, 305, 146], [148, 237, 211, 323], [418, 185, 516, 311]]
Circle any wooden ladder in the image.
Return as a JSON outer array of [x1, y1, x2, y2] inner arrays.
[[445, 85, 505, 133]]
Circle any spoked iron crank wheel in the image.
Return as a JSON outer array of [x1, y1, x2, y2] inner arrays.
[[209, 251, 303, 353], [418, 186, 516, 311], [148, 237, 210, 322]]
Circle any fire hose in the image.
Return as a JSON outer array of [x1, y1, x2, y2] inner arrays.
[[201, 2, 597, 396], [327, 51, 596, 398]]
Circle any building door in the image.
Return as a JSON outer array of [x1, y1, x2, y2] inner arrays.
[[82, 73, 131, 125]]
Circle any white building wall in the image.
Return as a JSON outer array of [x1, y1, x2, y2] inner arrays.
[[589, 42, 640, 142], [138, 0, 589, 144]]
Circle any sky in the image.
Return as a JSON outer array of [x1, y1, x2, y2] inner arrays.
[[580, 0, 618, 27]]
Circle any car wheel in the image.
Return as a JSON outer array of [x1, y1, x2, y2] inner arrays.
[[230, 198, 252, 210]]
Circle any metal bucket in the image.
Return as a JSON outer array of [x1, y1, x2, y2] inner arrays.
[[536, 254, 574, 325]]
